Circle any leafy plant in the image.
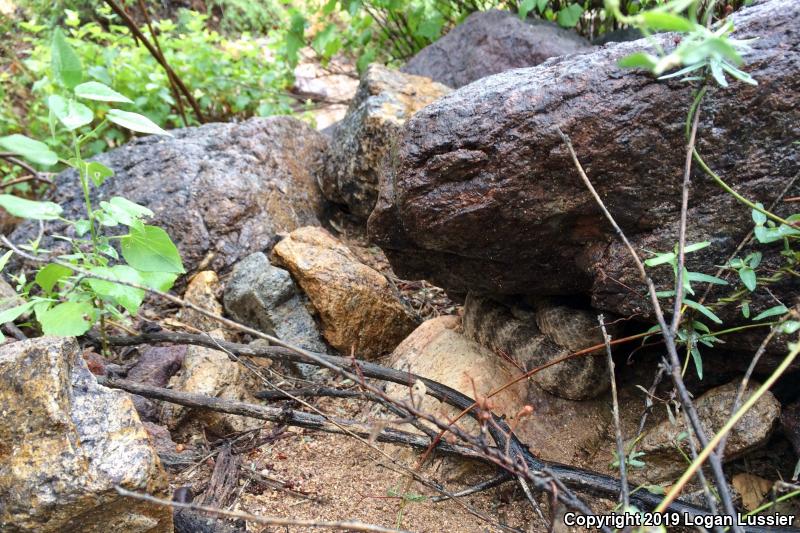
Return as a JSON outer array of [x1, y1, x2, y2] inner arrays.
[[644, 241, 728, 378], [1, 7, 298, 163], [609, 0, 757, 88], [0, 28, 184, 342]]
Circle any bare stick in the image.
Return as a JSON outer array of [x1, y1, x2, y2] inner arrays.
[[556, 126, 739, 524], [100, 376, 483, 458], [670, 86, 706, 335], [115, 486, 408, 532], [599, 314, 628, 509]]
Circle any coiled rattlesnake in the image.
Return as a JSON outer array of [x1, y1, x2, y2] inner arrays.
[[462, 293, 611, 400]]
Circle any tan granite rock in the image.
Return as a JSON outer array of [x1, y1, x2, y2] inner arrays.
[[320, 64, 451, 219], [632, 380, 781, 483], [272, 226, 418, 358]]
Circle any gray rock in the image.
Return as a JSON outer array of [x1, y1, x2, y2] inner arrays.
[[0, 336, 172, 532], [10, 116, 328, 278], [224, 252, 327, 353], [319, 64, 451, 220], [401, 10, 591, 88], [632, 381, 781, 483]]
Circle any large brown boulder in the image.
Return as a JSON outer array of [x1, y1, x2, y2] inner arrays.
[[369, 0, 800, 327], [10, 116, 328, 276], [401, 10, 591, 89]]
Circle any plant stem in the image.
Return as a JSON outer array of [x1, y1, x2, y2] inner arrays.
[[693, 149, 794, 227], [656, 339, 800, 511]]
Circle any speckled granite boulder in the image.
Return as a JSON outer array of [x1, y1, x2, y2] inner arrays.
[[0, 336, 172, 532]]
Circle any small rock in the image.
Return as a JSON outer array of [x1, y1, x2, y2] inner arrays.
[[0, 276, 21, 312], [401, 10, 590, 88], [387, 315, 527, 431], [178, 271, 224, 331], [320, 64, 451, 219], [128, 345, 188, 421], [0, 336, 172, 532], [223, 252, 327, 353], [163, 329, 263, 435], [632, 381, 781, 483], [272, 226, 418, 358]]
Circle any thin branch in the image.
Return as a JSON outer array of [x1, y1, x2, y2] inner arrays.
[[556, 126, 739, 524], [135, 0, 188, 127], [670, 85, 706, 335], [599, 314, 628, 509], [115, 486, 409, 532], [99, 376, 483, 458], [103, 0, 205, 122]]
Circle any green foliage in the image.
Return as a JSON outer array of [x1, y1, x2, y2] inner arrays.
[[0, 30, 184, 341], [1, 6, 297, 163], [610, 0, 757, 87]]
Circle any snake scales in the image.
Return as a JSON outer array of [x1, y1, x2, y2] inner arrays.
[[462, 293, 611, 400]]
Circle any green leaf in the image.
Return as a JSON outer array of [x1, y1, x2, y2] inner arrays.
[[99, 197, 153, 226], [0, 134, 59, 166], [738, 267, 756, 291], [619, 52, 658, 70], [741, 301, 750, 319], [86, 265, 145, 315], [752, 304, 787, 321], [690, 345, 703, 380], [684, 241, 711, 254], [751, 203, 767, 225], [48, 95, 93, 131], [74, 81, 133, 103], [0, 194, 63, 220], [51, 28, 83, 89], [639, 12, 694, 32], [0, 250, 12, 273], [35, 263, 73, 293], [518, 0, 536, 19], [556, 3, 583, 28], [138, 270, 178, 292], [84, 161, 114, 187], [74, 219, 91, 236], [685, 271, 728, 285], [683, 298, 722, 324], [645, 252, 676, 267], [106, 109, 171, 136], [121, 224, 184, 273], [38, 301, 95, 336], [780, 321, 800, 335], [0, 301, 35, 324]]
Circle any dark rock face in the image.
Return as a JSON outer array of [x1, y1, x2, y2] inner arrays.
[[369, 0, 800, 325], [11, 116, 328, 276], [401, 10, 591, 88]]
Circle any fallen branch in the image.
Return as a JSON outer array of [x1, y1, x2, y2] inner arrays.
[[115, 486, 408, 533], [95, 331, 797, 532]]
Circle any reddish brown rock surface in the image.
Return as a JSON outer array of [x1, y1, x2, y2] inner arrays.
[[369, 0, 800, 326]]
